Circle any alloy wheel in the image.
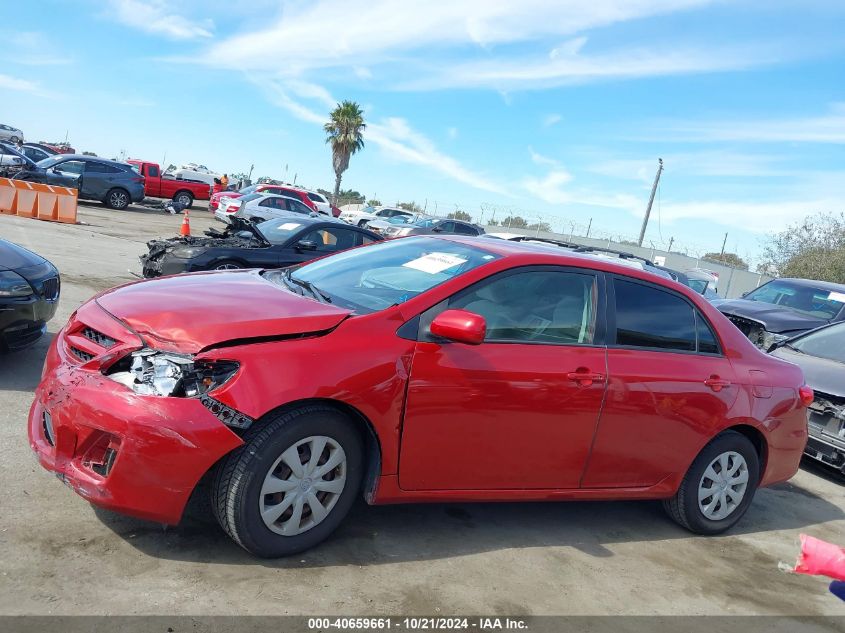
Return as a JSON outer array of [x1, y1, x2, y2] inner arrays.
[[215, 263, 240, 270], [698, 451, 749, 521], [259, 435, 347, 536], [110, 191, 128, 208]]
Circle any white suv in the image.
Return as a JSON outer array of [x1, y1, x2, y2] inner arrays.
[[339, 205, 412, 227]]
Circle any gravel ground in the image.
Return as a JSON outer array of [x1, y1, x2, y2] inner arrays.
[[0, 202, 843, 617]]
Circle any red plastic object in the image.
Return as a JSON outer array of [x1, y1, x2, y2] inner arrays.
[[794, 534, 845, 581]]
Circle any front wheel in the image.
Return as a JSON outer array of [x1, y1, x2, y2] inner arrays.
[[105, 188, 130, 210], [213, 260, 242, 270], [664, 431, 760, 534], [211, 405, 363, 557]]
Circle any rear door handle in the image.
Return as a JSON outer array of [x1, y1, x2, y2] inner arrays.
[[704, 376, 732, 392], [566, 370, 606, 386]]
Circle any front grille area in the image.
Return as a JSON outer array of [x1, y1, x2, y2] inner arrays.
[[70, 346, 95, 362], [41, 276, 59, 301], [82, 327, 116, 348]]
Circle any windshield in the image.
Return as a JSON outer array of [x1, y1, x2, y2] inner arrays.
[[238, 185, 258, 195], [790, 322, 845, 363], [265, 236, 500, 314], [743, 280, 845, 319], [256, 219, 308, 244]]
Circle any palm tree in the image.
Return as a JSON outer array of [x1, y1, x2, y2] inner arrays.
[[324, 101, 366, 206]]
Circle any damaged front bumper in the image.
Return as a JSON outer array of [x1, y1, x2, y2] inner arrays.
[[805, 394, 845, 474], [29, 328, 244, 524]]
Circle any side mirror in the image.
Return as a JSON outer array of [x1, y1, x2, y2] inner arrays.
[[430, 309, 486, 345], [431, 226, 443, 233], [296, 240, 318, 251]]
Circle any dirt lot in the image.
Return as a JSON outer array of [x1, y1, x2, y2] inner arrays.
[[0, 202, 844, 617]]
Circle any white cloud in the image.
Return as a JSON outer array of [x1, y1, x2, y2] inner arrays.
[[201, 0, 715, 77], [107, 0, 213, 39], [353, 66, 373, 79], [657, 198, 844, 232], [543, 114, 562, 127], [253, 80, 504, 195], [447, 127, 459, 139], [653, 103, 845, 144], [405, 43, 774, 90], [2, 32, 72, 66], [0, 74, 41, 93], [528, 147, 561, 168], [588, 151, 783, 182]]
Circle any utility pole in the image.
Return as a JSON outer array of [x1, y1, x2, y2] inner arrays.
[[637, 158, 663, 247], [586, 218, 592, 238], [667, 237, 674, 252], [719, 232, 728, 261]]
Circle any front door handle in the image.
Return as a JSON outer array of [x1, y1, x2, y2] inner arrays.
[[704, 376, 732, 392], [566, 369, 606, 386]]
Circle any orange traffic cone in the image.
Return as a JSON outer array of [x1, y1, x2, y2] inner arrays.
[[180, 210, 191, 237]]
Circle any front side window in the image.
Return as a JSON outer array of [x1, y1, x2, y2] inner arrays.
[[54, 160, 85, 175], [614, 279, 697, 351], [300, 228, 359, 252], [268, 236, 500, 314], [450, 270, 597, 344]]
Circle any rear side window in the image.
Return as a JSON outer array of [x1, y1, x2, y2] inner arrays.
[[453, 223, 478, 235], [85, 162, 121, 174], [696, 312, 720, 354], [614, 279, 696, 352]]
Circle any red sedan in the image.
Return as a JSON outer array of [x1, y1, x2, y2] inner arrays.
[[29, 237, 811, 557]]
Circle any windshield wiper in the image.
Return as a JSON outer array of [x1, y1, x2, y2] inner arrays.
[[285, 269, 332, 303]]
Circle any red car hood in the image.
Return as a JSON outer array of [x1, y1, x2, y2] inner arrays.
[[95, 270, 351, 353]]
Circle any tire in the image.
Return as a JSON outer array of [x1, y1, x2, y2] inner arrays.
[[9, 136, 19, 143], [664, 431, 760, 535], [212, 260, 243, 271], [174, 191, 194, 208], [105, 188, 130, 210], [211, 405, 364, 557]]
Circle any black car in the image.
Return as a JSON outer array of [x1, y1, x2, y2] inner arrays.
[[715, 278, 845, 349], [15, 154, 145, 210], [0, 239, 60, 351], [769, 322, 845, 474], [141, 216, 383, 277], [377, 217, 485, 238]]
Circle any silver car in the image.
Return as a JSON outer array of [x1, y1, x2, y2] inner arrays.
[[0, 124, 24, 143]]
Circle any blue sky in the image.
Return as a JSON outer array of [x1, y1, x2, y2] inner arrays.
[[4, 0, 844, 263]]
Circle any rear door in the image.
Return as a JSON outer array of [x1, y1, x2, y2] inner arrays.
[[581, 276, 737, 488], [399, 266, 608, 490], [82, 161, 121, 198]]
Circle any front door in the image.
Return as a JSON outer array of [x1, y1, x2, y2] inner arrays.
[[399, 267, 608, 490]]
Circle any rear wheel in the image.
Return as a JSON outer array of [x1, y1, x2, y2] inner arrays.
[[9, 135, 19, 143], [212, 405, 363, 557], [664, 431, 760, 534], [213, 260, 242, 270], [174, 191, 194, 208], [105, 188, 130, 210]]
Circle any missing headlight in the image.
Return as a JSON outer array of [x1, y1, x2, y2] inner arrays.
[[106, 350, 239, 398]]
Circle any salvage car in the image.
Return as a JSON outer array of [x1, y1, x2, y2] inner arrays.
[[770, 322, 845, 475], [339, 204, 413, 227], [215, 193, 318, 225], [0, 123, 24, 143], [0, 239, 60, 351], [716, 278, 845, 349], [15, 154, 145, 210], [29, 236, 811, 557], [368, 216, 484, 238], [141, 216, 382, 277]]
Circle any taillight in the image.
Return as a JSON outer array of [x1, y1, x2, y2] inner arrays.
[[799, 385, 814, 407], [226, 204, 239, 213], [132, 177, 144, 183]]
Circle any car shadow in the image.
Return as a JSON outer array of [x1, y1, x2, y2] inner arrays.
[[0, 333, 53, 392], [800, 456, 844, 485], [91, 476, 844, 568]]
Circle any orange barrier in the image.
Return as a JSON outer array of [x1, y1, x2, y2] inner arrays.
[[0, 178, 77, 224]]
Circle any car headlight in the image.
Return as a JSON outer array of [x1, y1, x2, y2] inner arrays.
[[761, 331, 789, 350], [106, 350, 239, 397], [0, 271, 33, 297], [170, 246, 205, 259]]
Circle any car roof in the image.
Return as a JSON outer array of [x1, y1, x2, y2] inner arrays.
[[436, 235, 688, 285], [767, 278, 845, 292], [52, 154, 130, 167], [252, 193, 302, 202]]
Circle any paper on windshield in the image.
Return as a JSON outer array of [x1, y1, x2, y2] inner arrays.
[[828, 291, 845, 303], [278, 222, 302, 230], [403, 252, 467, 274]]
